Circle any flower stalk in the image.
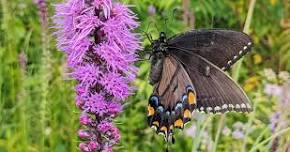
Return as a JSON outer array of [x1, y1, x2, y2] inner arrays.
[[35, 0, 51, 150], [53, 0, 141, 151], [212, 1, 256, 151]]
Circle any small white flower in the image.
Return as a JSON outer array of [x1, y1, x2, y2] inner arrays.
[[278, 71, 290, 82], [264, 69, 277, 81], [232, 130, 245, 140], [233, 122, 245, 130], [222, 126, 231, 136], [185, 124, 196, 138], [264, 84, 283, 97]]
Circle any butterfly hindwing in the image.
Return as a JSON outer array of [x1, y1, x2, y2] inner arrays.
[[147, 56, 196, 140], [170, 49, 252, 113], [168, 29, 253, 71]]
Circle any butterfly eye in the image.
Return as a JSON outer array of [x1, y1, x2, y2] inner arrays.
[[160, 32, 166, 40]]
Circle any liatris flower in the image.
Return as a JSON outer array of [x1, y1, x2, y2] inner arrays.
[[232, 122, 245, 140], [147, 5, 156, 16], [269, 112, 280, 132], [18, 51, 27, 73], [222, 126, 231, 136], [184, 124, 196, 138], [264, 84, 283, 97], [53, 0, 140, 151], [264, 70, 290, 152], [266, 83, 290, 132], [34, 0, 48, 28], [232, 129, 245, 140]]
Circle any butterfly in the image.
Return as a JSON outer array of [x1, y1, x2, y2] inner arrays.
[[146, 29, 253, 144]]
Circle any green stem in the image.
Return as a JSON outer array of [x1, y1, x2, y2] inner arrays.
[[232, 0, 256, 80], [39, 7, 51, 151], [249, 127, 290, 152], [211, 115, 225, 152], [192, 116, 212, 152], [212, 1, 256, 151], [241, 109, 255, 152]]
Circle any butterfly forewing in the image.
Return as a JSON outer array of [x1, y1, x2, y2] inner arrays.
[[147, 56, 196, 140], [168, 29, 253, 71], [170, 49, 252, 113]]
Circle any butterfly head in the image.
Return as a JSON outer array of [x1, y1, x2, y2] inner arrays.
[[159, 32, 167, 42], [151, 32, 168, 54]]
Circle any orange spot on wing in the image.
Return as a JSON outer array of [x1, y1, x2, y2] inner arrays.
[[183, 109, 191, 118], [174, 119, 184, 128], [147, 105, 155, 116], [188, 92, 196, 105]]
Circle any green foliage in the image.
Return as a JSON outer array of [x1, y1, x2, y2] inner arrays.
[[0, 0, 289, 152]]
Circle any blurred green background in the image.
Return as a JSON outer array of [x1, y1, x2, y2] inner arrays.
[[0, 0, 290, 152]]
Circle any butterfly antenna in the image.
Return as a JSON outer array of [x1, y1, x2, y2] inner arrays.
[[138, 50, 151, 54], [139, 30, 152, 43], [146, 21, 154, 42], [139, 21, 154, 43], [146, 20, 152, 32], [154, 23, 161, 34], [164, 17, 169, 35], [137, 58, 149, 62], [166, 8, 178, 35], [146, 32, 153, 43], [211, 14, 215, 28]]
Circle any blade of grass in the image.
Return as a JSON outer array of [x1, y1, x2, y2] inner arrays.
[[212, 1, 256, 151], [232, 0, 256, 80], [192, 115, 212, 152], [18, 29, 33, 152], [249, 127, 290, 152], [252, 126, 270, 147], [211, 115, 225, 152], [38, 2, 51, 150]]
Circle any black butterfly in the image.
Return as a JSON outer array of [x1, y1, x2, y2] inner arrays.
[[146, 29, 253, 143]]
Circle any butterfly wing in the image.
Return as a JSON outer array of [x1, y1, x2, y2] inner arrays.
[[147, 56, 197, 140], [167, 29, 253, 71], [170, 49, 252, 113]]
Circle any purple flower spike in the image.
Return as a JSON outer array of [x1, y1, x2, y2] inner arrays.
[[53, 0, 141, 151]]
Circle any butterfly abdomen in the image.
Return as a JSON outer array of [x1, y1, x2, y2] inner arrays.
[[149, 53, 165, 85]]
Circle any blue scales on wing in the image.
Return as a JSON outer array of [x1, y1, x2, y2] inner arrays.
[[147, 56, 196, 142]]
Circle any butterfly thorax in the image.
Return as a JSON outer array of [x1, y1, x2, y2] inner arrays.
[[149, 32, 169, 85], [151, 32, 168, 53]]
